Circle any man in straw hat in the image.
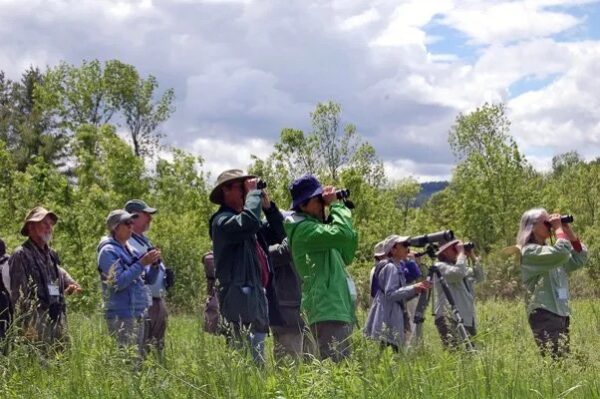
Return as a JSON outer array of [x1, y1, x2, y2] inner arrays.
[[433, 239, 484, 348], [209, 169, 285, 365], [9, 206, 67, 347]]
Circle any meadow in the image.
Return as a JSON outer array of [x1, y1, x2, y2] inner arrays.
[[2, 300, 600, 399]]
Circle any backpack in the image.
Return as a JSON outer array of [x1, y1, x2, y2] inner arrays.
[[0, 256, 13, 341]]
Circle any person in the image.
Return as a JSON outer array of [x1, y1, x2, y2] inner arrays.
[[125, 199, 174, 355], [364, 235, 430, 351], [209, 169, 284, 366], [268, 237, 304, 360], [97, 210, 160, 358], [202, 251, 220, 335], [517, 209, 587, 358], [369, 241, 387, 304], [9, 207, 67, 348], [433, 239, 484, 349], [0, 239, 12, 344], [284, 175, 358, 362], [399, 246, 422, 341]]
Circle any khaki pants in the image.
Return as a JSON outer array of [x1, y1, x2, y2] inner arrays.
[[146, 297, 168, 353], [305, 321, 352, 362], [272, 325, 303, 360], [528, 308, 570, 359]]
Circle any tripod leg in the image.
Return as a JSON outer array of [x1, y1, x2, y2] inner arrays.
[[411, 269, 435, 347]]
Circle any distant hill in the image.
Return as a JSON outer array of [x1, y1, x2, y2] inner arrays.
[[415, 181, 449, 207]]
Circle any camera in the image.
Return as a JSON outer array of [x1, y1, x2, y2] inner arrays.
[[257, 180, 267, 190], [464, 242, 475, 251], [147, 246, 162, 267], [544, 214, 574, 228], [335, 189, 350, 200], [409, 230, 455, 248]]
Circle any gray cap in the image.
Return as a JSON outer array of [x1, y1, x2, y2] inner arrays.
[[106, 210, 138, 232], [124, 199, 157, 214]]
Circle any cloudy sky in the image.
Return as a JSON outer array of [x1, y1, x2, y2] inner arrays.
[[1, 0, 599, 181]]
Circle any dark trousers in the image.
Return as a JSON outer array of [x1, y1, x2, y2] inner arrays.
[[528, 308, 570, 359], [306, 321, 352, 362], [435, 316, 476, 349], [146, 297, 168, 353]]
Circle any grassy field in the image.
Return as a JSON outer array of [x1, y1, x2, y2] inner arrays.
[[2, 300, 600, 398]]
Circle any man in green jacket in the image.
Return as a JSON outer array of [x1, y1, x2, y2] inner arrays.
[[284, 175, 358, 362]]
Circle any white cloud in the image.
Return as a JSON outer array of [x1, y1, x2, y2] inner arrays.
[[371, 0, 452, 47], [189, 136, 272, 180], [384, 159, 451, 183], [442, 1, 583, 45], [339, 8, 380, 31], [508, 42, 600, 157]]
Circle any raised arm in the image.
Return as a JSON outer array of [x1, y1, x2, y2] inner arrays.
[[212, 190, 263, 242], [294, 203, 358, 264], [381, 263, 418, 302], [436, 255, 469, 283], [98, 248, 145, 291], [521, 239, 572, 279]]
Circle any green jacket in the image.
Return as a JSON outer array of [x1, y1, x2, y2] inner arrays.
[[520, 238, 588, 317], [284, 202, 358, 325]]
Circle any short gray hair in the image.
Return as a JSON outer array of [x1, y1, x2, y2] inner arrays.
[[516, 208, 547, 248]]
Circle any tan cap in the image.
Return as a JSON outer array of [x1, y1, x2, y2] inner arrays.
[[209, 169, 255, 204], [373, 241, 386, 258], [21, 206, 58, 236], [382, 235, 411, 256], [435, 239, 460, 256]]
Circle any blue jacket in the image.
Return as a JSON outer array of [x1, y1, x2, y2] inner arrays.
[[402, 260, 421, 284], [97, 236, 150, 319]]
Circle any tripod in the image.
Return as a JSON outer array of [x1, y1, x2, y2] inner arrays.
[[411, 247, 475, 352]]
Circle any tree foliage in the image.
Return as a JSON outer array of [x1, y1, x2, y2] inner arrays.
[[3, 60, 600, 313]]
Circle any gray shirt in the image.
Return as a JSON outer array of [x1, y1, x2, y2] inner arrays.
[[364, 259, 418, 347], [433, 254, 484, 327]]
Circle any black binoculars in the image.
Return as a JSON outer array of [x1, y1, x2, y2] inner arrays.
[[335, 189, 350, 200], [257, 180, 267, 190], [544, 214, 574, 228]]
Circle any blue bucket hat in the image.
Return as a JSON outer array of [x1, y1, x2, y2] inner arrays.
[[289, 175, 323, 210]]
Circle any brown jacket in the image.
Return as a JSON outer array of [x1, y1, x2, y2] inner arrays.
[[9, 239, 66, 342]]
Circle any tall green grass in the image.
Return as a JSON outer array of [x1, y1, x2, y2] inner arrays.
[[2, 300, 600, 398]]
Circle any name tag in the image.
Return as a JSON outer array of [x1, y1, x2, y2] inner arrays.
[[346, 276, 357, 303], [48, 284, 60, 296], [557, 288, 568, 300]]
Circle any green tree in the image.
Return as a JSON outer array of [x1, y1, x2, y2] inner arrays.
[[444, 103, 540, 249], [311, 101, 360, 183], [0, 68, 67, 171], [35, 60, 174, 158]]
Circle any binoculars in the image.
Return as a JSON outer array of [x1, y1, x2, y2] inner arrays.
[[544, 214, 574, 228]]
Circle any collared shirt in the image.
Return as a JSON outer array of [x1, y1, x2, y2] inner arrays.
[[9, 239, 64, 319], [433, 254, 484, 327], [128, 232, 166, 298]]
